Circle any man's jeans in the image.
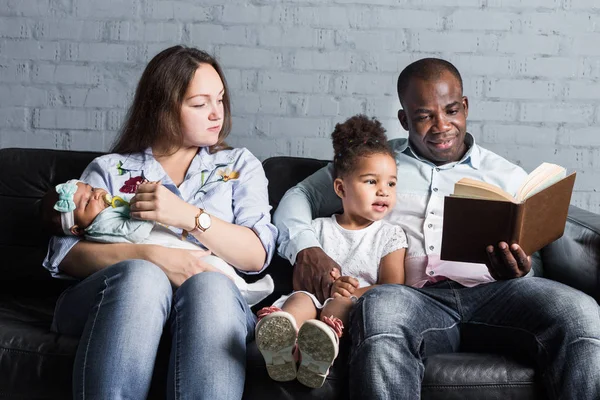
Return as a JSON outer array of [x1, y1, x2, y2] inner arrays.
[[52, 260, 256, 400], [349, 277, 600, 399]]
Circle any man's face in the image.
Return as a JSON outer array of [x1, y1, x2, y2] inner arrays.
[[398, 72, 469, 165]]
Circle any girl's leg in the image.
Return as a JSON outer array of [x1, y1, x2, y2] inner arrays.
[[296, 296, 349, 389], [167, 271, 255, 400], [320, 296, 354, 329], [52, 260, 173, 400], [255, 293, 317, 382], [281, 292, 318, 327]]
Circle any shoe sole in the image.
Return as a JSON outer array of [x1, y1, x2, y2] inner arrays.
[[255, 313, 297, 382], [296, 320, 338, 389]]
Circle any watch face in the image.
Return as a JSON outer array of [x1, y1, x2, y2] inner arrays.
[[198, 212, 211, 230]]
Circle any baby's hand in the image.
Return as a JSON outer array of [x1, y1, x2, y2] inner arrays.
[[330, 275, 359, 298]]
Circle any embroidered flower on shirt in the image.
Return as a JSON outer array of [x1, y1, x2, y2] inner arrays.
[[115, 161, 128, 176], [195, 160, 240, 196], [115, 160, 147, 194], [120, 176, 145, 194], [217, 168, 240, 182]]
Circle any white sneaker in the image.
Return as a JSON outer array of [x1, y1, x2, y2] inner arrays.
[[255, 310, 298, 382], [296, 319, 340, 389]]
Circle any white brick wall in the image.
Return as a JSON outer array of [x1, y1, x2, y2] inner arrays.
[[0, 0, 599, 212]]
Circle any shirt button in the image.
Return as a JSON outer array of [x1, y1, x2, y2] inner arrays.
[[428, 224, 433, 228], [429, 245, 434, 250], [430, 211, 434, 215], [435, 168, 440, 172], [428, 271, 435, 276], [433, 188, 438, 192]]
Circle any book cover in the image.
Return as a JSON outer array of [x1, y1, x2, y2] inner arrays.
[[440, 172, 576, 264]]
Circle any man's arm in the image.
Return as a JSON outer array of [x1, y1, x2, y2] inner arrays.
[[273, 163, 344, 301]]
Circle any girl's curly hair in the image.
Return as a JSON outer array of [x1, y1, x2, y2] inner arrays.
[[331, 114, 393, 178]]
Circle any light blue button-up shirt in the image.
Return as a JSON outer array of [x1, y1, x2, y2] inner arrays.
[[44, 147, 277, 278], [273, 133, 528, 288]]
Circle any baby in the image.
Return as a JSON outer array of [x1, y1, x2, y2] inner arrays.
[[41, 179, 274, 306]]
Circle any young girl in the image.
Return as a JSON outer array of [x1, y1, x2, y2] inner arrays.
[[41, 179, 274, 306], [255, 114, 408, 388], [42, 45, 277, 399]]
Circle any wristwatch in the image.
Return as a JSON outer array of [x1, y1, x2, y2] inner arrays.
[[194, 208, 212, 232]]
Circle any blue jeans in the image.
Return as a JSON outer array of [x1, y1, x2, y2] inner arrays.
[[348, 277, 600, 399], [52, 260, 256, 400]]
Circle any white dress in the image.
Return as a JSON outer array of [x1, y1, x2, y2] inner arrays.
[[273, 214, 408, 309]]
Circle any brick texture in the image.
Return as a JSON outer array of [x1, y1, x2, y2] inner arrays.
[[0, 0, 599, 212]]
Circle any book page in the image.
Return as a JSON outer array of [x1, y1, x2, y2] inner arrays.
[[516, 163, 567, 202], [453, 177, 516, 202]]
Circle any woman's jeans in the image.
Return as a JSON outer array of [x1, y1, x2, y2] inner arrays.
[[51, 260, 257, 400], [349, 277, 600, 400]]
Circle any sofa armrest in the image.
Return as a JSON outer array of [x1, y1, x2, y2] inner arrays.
[[541, 205, 600, 303]]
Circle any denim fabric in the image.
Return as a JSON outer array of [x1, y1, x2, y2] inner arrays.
[[348, 277, 600, 399], [52, 260, 256, 400]]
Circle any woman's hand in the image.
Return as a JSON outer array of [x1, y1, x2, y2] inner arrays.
[[148, 246, 216, 287], [130, 182, 197, 230]]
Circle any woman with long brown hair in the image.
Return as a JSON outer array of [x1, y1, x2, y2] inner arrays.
[[43, 45, 276, 399]]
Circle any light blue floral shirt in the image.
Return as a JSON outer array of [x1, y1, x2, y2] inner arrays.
[[43, 146, 278, 278]]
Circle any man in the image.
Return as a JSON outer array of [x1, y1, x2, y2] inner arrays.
[[273, 58, 600, 399]]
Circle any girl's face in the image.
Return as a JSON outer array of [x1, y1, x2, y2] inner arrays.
[[335, 153, 397, 226], [72, 183, 109, 231], [180, 63, 225, 148]]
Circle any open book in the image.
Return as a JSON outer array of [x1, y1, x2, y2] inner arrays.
[[440, 163, 576, 264]]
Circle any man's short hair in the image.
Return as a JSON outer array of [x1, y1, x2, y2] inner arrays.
[[396, 58, 463, 106]]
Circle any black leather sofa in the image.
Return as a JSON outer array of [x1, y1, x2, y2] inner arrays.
[[1, 147, 599, 400]]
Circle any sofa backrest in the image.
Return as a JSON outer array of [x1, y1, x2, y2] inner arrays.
[[262, 156, 329, 213]]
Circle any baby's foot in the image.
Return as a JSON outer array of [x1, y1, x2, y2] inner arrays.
[[296, 316, 343, 389], [255, 307, 298, 382]]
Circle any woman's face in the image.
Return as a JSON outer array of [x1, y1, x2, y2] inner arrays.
[[180, 64, 225, 148]]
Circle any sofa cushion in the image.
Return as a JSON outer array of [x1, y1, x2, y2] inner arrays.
[[0, 295, 76, 399]]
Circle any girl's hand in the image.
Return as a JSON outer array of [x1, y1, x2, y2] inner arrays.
[[130, 182, 197, 230], [331, 275, 359, 298], [330, 268, 341, 280]]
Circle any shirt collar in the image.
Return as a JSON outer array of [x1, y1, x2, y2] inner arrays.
[[398, 132, 480, 170], [117, 147, 213, 184]]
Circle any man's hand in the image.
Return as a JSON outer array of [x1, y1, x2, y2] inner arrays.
[[485, 242, 531, 280], [331, 276, 359, 298], [293, 247, 342, 303]]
